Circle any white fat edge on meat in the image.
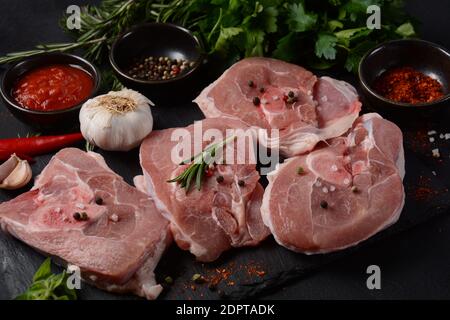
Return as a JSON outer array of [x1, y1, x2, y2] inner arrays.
[[320, 76, 358, 100], [133, 227, 169, 299], [260, 157, 300, 247], [317, 109, 359, 142], [230, 175, 255, 245], [193, 63, 236, 118], [86, 151, 112, 171], [260, 126, 321, 157], [358, 113, 406, 179], [105, 228, 169, 300], [360, 114, 406, 232], [265, 108, 357, 158], [261, 161, 317, 253], [212, 166, 258, 245]]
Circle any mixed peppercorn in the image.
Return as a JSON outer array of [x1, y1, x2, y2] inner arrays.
[[126, 56, 195, 81], [248, 79, 298, 106]]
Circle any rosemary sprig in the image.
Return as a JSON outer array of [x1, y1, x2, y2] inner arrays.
[[167, 135, 236, 192], [0, 0, 148, 65]]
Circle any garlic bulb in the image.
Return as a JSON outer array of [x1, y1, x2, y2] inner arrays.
[[0, 154, 32, 190], [79, 88, 154, 151]]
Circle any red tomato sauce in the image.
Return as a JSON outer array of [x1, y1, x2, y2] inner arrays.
[[13, 64, 94, 111]]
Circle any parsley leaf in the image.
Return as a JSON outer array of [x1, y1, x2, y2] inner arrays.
[[315, 33, 338, 60], [344, 40, 376, 72], [244, 29, 265, 56], [273, 32, 298, 62], [261, 6, 278, 33], [214, 27, 243, 52], [287, 2, 317, 33], [335, 27, 371, 47], [396, 22, 415, 37]]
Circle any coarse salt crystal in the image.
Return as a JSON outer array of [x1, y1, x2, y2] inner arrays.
[[445, 133, 450, 140], [261, 98, 268, 104], [432, 171, 437, 176], [321, 96, 328, 102], [343, 178, 350, 185], [272, 96, 279, 101], [110, 214, 119, 222], [75, 203, 85, 209], [89, 275, 98, 282], [331, 164, 338, 172], [322, 187, 329, 193], [428, 130, 437, 136], [429, 137, 435, 142], [315, 181, 322, 187], [54, 207, 61, 214], [329, 185, 336, 192], [440, 134, 445, 139], [432, 148, 440, 158]]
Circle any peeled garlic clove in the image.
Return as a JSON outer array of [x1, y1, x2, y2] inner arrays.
[[0, 155, 32, 190], [0, 154, 19, 182]]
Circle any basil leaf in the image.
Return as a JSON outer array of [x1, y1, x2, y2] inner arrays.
[[32, 257, 52, 282], [15, 258, 77, 300]]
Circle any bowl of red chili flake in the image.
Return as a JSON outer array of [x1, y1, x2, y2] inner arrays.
[[359, 39, 450, 111]]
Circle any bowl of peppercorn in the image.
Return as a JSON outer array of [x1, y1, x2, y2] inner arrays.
[[109, 22, 204, 106], [359, 39, 450, 114]]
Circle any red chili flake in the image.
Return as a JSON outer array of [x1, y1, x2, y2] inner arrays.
[[414, 187, 434, 201], [205, 168, 214, 177], [373, 67, 444, 104]]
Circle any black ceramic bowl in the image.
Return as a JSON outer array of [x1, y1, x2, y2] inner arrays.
[[0, 53, 100, 130], [359, 39, 450, 113], [109, 22, 204, 106]]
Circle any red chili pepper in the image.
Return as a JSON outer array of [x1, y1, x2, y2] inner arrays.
[[0, 133, 84, 161]]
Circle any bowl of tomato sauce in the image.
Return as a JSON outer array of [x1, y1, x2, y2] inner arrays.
[[1, 53, 100, 130]]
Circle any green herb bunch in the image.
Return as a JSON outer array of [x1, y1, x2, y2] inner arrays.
[[0, 0, 416, 73], [158, 0, 416, 72], [15, 258, 77, 300]]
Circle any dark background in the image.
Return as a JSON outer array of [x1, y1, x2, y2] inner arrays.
[[0, 0, 449, 300]]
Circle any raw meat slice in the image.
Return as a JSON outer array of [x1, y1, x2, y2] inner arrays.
[[194, 57, 361, 157], [261, 113, 405, 254], [0, 148, 170, 299], [138, 118, 270, 262]]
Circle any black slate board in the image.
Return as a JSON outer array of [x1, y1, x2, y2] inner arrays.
[[1, 0, 450, 300]]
